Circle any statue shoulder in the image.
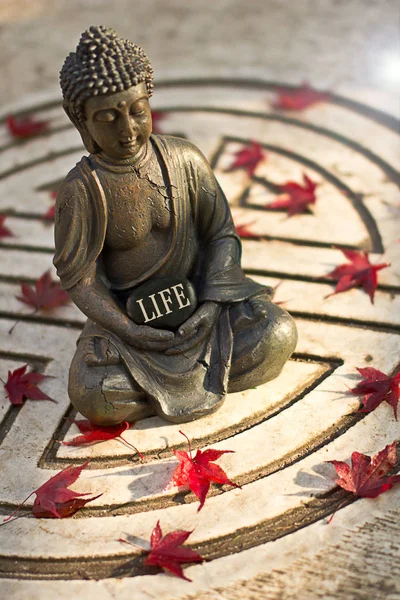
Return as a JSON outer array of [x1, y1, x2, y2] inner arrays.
[[56, 157, 90, 209], [152, 134, 209, 169]]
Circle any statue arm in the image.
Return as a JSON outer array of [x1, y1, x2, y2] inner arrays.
[[163, 143, 267, 356], [68, 263, 174, 350], [68, 262, 135, 341], [54, 170, 173, 350], [186, 145, 269, 303]]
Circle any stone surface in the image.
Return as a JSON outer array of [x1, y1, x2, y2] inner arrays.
[[0, 2, 400, 599], [0, 1, 399, 107]]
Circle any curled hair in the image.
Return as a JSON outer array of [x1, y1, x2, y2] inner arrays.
[[60, 25, 154, 125]]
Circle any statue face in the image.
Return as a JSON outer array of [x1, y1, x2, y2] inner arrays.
[[84, 82, 152, 159]]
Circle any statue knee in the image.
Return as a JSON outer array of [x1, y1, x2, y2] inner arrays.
[[258, 303, 297, 370], [229, 303, 297, 392], [271, 308, 298, 371], [68, 369, 115, 426], [68, 353, 120, 425], [68, 348, 152, 425]]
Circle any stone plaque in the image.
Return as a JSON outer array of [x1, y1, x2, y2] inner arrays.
[[125, 277, 197, 329]]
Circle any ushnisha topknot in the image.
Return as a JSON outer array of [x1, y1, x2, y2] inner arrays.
[[60, 25, 154, 125]]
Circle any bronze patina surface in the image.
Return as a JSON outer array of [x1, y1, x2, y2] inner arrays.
[[54, 26, 297, 425]]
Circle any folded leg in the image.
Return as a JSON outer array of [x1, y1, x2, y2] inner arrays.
[[228, 298, 297, 393], [68, 335, 155, 425], [67, 297, 297, 425]]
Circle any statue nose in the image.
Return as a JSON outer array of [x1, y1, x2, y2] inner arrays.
[[120, 115, 136, 138]]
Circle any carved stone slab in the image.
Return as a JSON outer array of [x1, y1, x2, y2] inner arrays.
[[0, 79, 399, 600]]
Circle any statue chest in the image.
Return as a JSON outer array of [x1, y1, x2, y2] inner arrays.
[[100, 169, 172, 249]]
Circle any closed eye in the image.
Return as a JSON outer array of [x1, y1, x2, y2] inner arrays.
[[94, 110, 117, 123], [130, 99, 149, 116]]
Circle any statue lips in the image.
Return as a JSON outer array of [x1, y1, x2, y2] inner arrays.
[[120, 138, 136, 149], [120, 140, 137, 155], [126, 277, 198, 330]]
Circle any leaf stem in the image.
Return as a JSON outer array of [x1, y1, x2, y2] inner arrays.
[[3, 491, 35, 523], [327, 498, 348, 524], [118, 435, 144, 459], [8, 310, 37, 335], [8, 320, 20, 335], [179, 430, 192, 458], [118, 537, 145, 552]]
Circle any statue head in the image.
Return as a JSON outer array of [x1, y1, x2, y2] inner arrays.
[[60, 26, 154, 154]]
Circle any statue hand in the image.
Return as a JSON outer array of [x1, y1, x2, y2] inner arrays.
[[249, 294, 270, 319], [125, 322, 175, 352], [84, 337, 120, 367], [165, 302, 220, 355]]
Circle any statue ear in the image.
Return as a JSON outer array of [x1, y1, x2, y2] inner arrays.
[[77, 127, 100, 154], [63, 102, 100, 154]]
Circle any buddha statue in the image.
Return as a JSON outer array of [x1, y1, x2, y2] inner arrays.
[[54, 26, 297, 425]]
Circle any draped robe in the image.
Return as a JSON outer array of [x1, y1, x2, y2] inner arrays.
[[54, 135, 275, 422]]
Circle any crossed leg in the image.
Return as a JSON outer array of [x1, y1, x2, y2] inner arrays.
[[68, 299, 297, 425]]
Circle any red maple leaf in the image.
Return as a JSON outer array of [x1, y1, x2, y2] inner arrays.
[[224, 141, 266, 177], [165, 431, 240, 511], [3, 461, 101, 522], [272, 84, 329, 111], [0, 215, 14, 238], [120, 520, 203, 581], [3, 364, 54, 405], [60, 419, 143, 457], [325, 248, 390, 303], [234, 220, 258, 239], [42, 190, 57, 221], [267, 173, 318, 216], [328, 441, 400, 498], [350, 367, 400, 419], [151, 111, 167, 134], [16, 271, 70, 312], [6, 114, 49, 139], [42, 204, 56, 221]]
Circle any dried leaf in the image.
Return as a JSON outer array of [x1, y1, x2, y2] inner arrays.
[[151, 111, 167, 134], [6, 114, 49, 139], [3, 364, 54, 405], [42, 205, 56, 222], [325, 248, 390, 303], [224, 141, 266, 177], [120, 520, 204, 581], [328, 441, 400, 498], [267, 173, 318, 216], [60, 419, 143, 457], [234, 220, 258, 239], [41, 190, 57, 222], [0, 215, 14, 238], [350, 367, 400, 419], [165, 431, 240, 511], [272, 84, 329, 111], [3, 461, 101, 521], [16, 271, 70, 312]]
